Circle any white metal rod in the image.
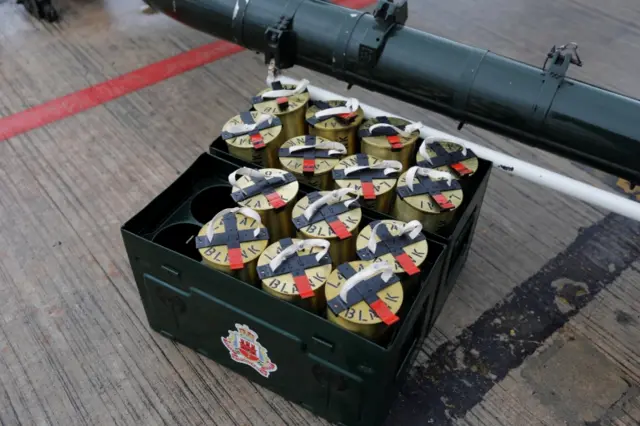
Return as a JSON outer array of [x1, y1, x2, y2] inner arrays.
[[280, 76, 640, 222]]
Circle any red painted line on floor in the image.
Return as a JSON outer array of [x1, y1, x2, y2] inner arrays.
[[0, 0, 375, 142]]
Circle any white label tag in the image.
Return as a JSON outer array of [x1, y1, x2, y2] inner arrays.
[[221, 324, 278, 378]]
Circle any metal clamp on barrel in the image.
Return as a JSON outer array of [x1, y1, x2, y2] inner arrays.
[[397, 166, 460, 210], [263, 0, 305, 69], [306, 99, 361, 127], [417, 136, 477, 177], [532, 42, 583, 127], [327, 261, 400, 325], [278, 136, 346, 175], [357, 0, 408, 68], [257, 238, 331, 298], [195, 207, 269, 270], [251, 79, 310, 112], [358, 117, 422, 151], [292, 188, 360, 240], [229, 167, 296, 209], [357, 220, 424, 276], [221, 112, 281, 150], [332, 154, 402, 200]]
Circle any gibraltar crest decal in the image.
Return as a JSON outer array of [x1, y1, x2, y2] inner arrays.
[[221, 324, 278, 378]]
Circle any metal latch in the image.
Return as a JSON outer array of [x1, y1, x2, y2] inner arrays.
[[358, 0, 408, 68]]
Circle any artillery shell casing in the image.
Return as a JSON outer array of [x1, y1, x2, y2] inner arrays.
[[355, 219, 429, 295], [305, 101, 365, 155], [416, 140, 480, 183], [258, 238, 332, 313], [325, 260, 404, 342], [222, 111, 285, 168], [392, 170, 464, 233], [333, 154, 399, 214], [359, 117, 421, 170], [231, 168, 299, 243], [291, 191, 362, 267], [279, 136, 344, 190], [197, 213, 268, 286], [253, 85, 310, 140]]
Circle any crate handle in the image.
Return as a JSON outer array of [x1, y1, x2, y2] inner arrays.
[[405, 166, 454, 191], [260, 78, 310, 99], [339, 261, 394, 302], [343, 159, 403, 177], [269, 239, 330, 272], [367, 220, 422, 254], [206, 207, 263, 241], [368, 120, 423, 137], [314, 97, 360, 119], [303, 188, 359, 221], [418, 136, 469, 165], [287, 140, 346, 156]]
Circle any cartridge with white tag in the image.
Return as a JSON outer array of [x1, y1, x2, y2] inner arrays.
[[415, 136, 479, 179], [393, 166, 464, 233], [195, 207, 269, 285], [305, 99, 365, 155], [358, 116, 421, 169], [251, 79, 310, 140], [291, 188, 362, 267], [278, 135, 346, 189], [257, 238, 332, 313], [356, 219, 429, 294], [332, 153, 402, 214], [229, 167, 299, 243], [221, 111, 284, 168], [325, 260, 403, 341]]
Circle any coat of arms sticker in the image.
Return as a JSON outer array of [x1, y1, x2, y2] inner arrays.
[[221, 324, 278, 378]]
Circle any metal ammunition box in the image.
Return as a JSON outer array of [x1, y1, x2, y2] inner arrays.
[[210, 135, 493, 328], [121, 153, 447, 426]]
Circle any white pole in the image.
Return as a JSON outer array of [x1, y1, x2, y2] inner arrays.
[[280, 76, 640, 222]]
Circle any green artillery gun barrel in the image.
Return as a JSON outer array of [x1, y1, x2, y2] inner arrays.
[[146, 0, 640, 183]]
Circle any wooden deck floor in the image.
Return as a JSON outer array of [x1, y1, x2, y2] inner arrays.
[[1, 0, 640, 424]]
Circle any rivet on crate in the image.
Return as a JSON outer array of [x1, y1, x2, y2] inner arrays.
[[291, 188, 362, 267], [305, 98, 365, 155], [251, 79, 311, 141], [229, 167, 300, 243], [257, 238, 332, 314]]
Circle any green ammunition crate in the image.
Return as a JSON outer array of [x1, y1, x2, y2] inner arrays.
[[209, 136, 492, 330], [121, 152, 447, 426]]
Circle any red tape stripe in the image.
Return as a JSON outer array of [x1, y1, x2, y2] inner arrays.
[[395, 253, 420, 276], [250, 133, 265, 149], [227, 248, 245, 270], [328, 220, 352, 240], [451, 162, 472, 176], [369, 299, 400, 326], [265, 192, 287, 209], [386, 135, 403, 150], [293, 275, 315, 299], [0, 0, 375, 142], [432, 193, 455, 210], [361, 182, 376, 200], [303, 159, 316, 173]]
